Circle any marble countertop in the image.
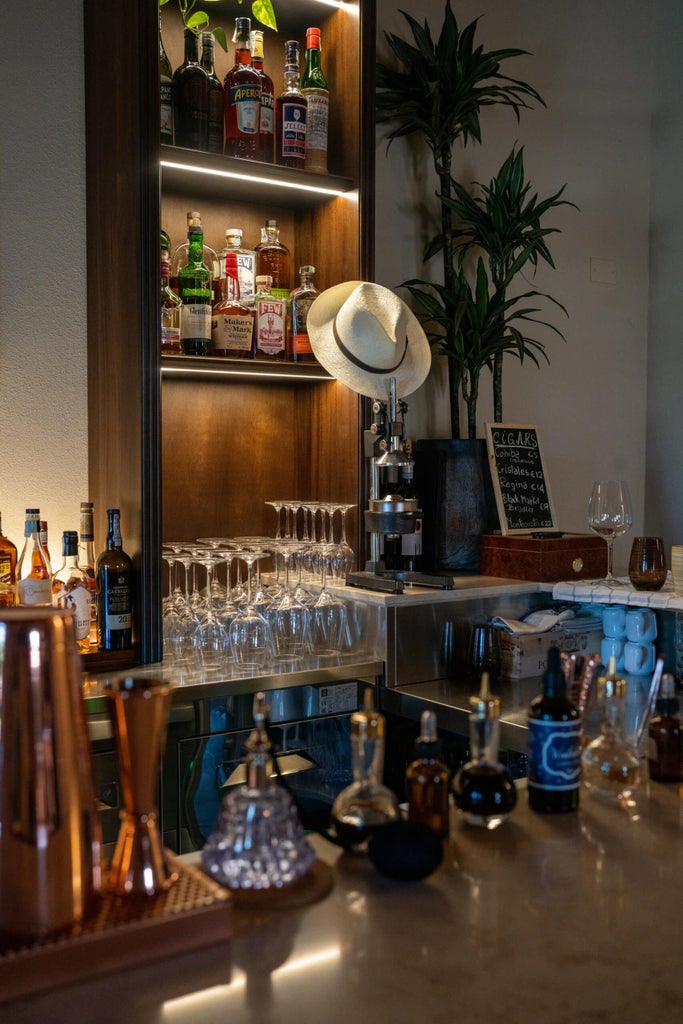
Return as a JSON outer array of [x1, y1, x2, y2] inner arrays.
[[3, 779, 681, 1024]]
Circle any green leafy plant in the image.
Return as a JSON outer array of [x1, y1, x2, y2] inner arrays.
[[376, 0, 572, 438], [161, 0, 277, 52]]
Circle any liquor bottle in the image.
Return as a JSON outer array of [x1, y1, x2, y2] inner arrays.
[[218, 228, 256, 301], [178, 221, 213, 356], [161, 227, 171, 253], [159, 9, 173, 145], [78, 501, 99, 646], [17, 509, 52, 606], [0, 512, 18, 607], [212, 253, 255, 358], [331, 689, 400, 849], [453, 673, 517, 829], [289, 264, 319, 363], [52, 531, 93, 654], [527, 646, 581, 813], [161, 248, 183, 354], [223, 17, 261, 159], [406, 709, 450, 838], [170, 211, 219, 302], [254, 219, 291, 301], [40, 521, 51, 565], [200, 32, 224, 154], [301, 27, 329, 173], [582, 660, 641, 799], [647, 674, 682, 782], [96, 509, 133, 651], [253, 275, 286, 361], [275, 40, 307, 168], [172, 28, 209, 151], [250, 29, 274, 162]]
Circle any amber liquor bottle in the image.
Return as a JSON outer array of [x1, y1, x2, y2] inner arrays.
[[97, 509, 133, 651], [17, 508, 52, 606], [527, 647, 581, 813], [212, 253, 255, 358], [254, 219, 291, 302], [178, 222, 213, 355], [0, 512, 18, 607], [172, 28, 209, 150], [224, 17, 261, 159], [52, 531, 93, 654], [79, 501, 99, 646], [289, 265, 319, 363], [275, 40, 307, 168], [250, 29, 274, 162], [406, 709, 450, 838], [301, 27, 329, 173], [161, 249, 183, 354], [200, 32, 224, 154]]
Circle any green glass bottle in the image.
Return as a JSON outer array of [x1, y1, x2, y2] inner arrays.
[[301, 27, 328, 173], [179, 222, 212, 356]]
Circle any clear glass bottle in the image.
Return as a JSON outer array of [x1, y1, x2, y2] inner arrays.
[[40, 521, 51, 565], [254, 218, 291, 301], [527, 646, 581, 813], [78, 501, 99, 646], [159, 8, 173, 145], [0, 512, 18, 607], [218, 228, 256, 301], [223, 16, 261, 159], [250, 29, 274, 162], [648, 674, 682, 782], [289, 264, 319, 363], [301, 27, 329, 173], [275, 40, 307, 168], [331, 689, 400, 849], [453, 673, 517, 829], [17, 508, 52, 606], [200, 31, 224, 154], [96, 509, 133, 651], [212, 253, 255, 358], [172, 27, 209, 151], [178, 221, 213, 356], [161, 248, 183, 354], [406, 709, 450, 837], [581, 659, 641, 801], [253, 275, 286, 361], [52, 531, 93, 654]]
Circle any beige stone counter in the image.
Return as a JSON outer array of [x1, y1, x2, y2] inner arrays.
[[3, 778, 681, 1024]]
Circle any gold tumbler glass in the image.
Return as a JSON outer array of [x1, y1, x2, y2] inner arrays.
[[0, 608, 102, 937], [105, 676, 177, 896], [628, 536, 667, 591]]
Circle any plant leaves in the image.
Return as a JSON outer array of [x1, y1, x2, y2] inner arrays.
[[252, 0, 277, 31]]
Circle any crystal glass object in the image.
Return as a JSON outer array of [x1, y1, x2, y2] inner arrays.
[[581, 660, 641, 802], [203, 693, 315, 889]]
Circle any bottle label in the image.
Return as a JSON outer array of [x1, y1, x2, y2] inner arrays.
[[104, 583, 133, 630], [0, 556, 13, 585], [255, 298, 286, 355], [230, 84, 260, 134], [160, 78, 173, 140], [54, 582, 92, 641], [212, 314, 254, 352], [161, 325, 181, 348], [304, 92, 328, 151], [527, 717, 581, 791], [260, 92, 274, 135], [280, 100, 307, 160], [292, 332, 313, 355], [181, 303, 212, 340], [219, 252, 255, 297], [18, 577, 52, 606]]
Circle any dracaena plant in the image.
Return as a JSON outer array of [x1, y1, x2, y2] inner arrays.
[[376, 0, 573, 438], [161, 0, 277, 52]]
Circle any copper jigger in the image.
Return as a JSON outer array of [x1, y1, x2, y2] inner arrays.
[[105, 676, 177, 896], [0, 608, 102, 937]]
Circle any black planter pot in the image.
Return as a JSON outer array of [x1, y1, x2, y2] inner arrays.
[[413, 438, 500, 573]]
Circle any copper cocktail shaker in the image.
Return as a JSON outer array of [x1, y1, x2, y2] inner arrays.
[[0, 607, 102, 937]]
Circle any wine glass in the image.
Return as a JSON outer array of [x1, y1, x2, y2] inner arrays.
[[587, 479, 633, 585], [229, 551, 274, 674]]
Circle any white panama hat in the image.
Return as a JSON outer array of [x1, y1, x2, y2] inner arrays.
[[306, 281, 431, 399]]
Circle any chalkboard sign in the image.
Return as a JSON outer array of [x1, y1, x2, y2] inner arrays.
[[485, 423, 557, 534]]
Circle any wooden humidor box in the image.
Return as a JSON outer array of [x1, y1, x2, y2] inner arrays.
[[478, 532, 607, 583]]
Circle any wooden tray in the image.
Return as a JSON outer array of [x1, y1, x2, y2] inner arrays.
[[0, 853, 231, 1004]]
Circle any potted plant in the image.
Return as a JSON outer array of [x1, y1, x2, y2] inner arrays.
[[376, 1, 575, 568]]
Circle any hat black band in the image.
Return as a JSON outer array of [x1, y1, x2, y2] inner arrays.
[[332, 321, 409, 375]]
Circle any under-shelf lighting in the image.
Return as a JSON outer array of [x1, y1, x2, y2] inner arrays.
[[161, 365, 334, 382], [160, 159, 356, 200], [312, 0, 357, 10]]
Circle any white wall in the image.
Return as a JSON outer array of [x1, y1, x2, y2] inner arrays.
[[0, 0, 88, 554], [375, 0, 662, 572]]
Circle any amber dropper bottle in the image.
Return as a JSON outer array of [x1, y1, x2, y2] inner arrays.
[[406, 709, 450, 838]]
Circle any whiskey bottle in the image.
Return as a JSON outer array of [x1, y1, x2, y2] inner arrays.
[[223, 17, 261, 159], [0, 512, 18, 607], [289, 265, 319, 363], [52, 531, 93, 654], [40, 521, 51, 565], [301, 27, 329, 173], [97, 509, 133, 651], [275, 40, 307, 168], [254, 219, 291, 302], [527, 646, 581, 813], [159, 8, 173, 145], [218, 228, 256, 301], [170, 211, 219, 302], [406, 709, 450, 837], [161, 249, 183, 354], [647, 674, 682, 782], [250, 29, 274, 162], [200, 32, 224, 154], [172, 28, 209, 151], [78, 501, 99, 646], [178, 221, 213, 356], [212, 253, 255, 358], [582, 660, 641, 800], [253, 275, 286, 361], [17, 508, 52, 606]]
